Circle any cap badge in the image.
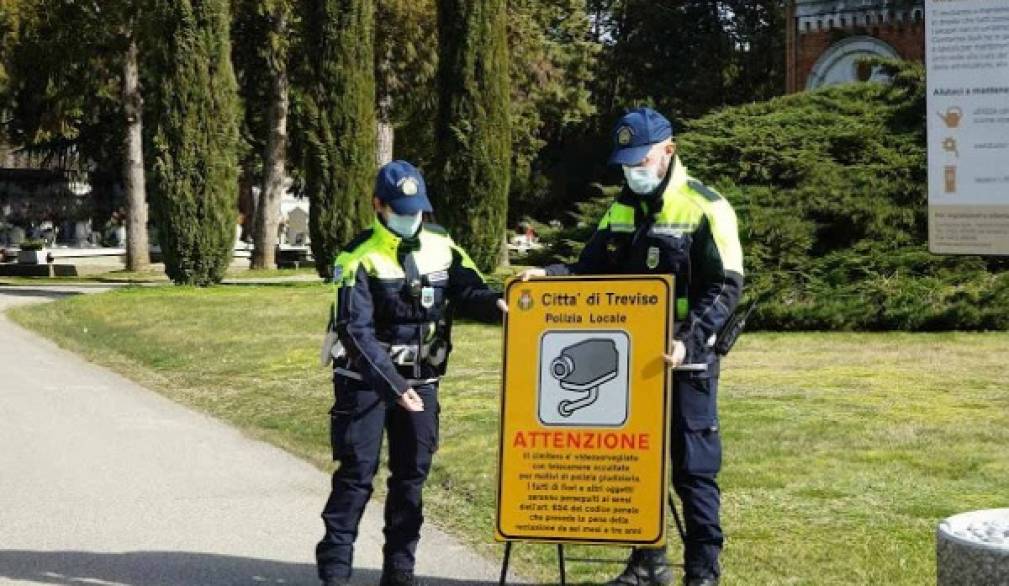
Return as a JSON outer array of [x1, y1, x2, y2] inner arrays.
[[617, 126, 634, 146], [399, 177, 419, 196]]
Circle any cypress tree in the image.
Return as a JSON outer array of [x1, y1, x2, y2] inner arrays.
[[301, 0, 376, 278], [432, 0, 511, 272], [147, 0, 241, 285], [232, 0, 294, 270]]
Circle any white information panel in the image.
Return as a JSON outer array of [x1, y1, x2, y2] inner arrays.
[[926, 0, 1009, 255]]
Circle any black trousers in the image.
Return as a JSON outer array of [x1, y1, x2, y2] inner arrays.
[[316, 376, 440, 581], [669, 372, 724, 579]]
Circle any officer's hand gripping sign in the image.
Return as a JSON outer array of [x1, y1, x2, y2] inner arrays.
[[496, 275, 673, 546]]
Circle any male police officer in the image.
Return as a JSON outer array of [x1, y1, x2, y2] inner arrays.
[[317, 160, 506, 586], [520, 107, 743, 586]]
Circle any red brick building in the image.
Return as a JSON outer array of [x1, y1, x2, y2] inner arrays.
[[786, 0, 925, 93]]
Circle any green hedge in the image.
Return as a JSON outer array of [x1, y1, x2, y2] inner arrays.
[[524, 62, 1009, 331]]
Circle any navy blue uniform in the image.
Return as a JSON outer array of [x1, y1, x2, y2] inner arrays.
[[316, 219, 501, 582], [547, 157, 744, 580]]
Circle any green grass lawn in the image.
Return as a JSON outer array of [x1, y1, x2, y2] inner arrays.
[[8, 285, 1008, 584]]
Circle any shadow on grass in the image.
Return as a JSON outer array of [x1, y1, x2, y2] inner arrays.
[[91, 278, 168, 284], [0, 287, 85, 300], [218, 280, 324, 287], [0, 550, 509, 586]]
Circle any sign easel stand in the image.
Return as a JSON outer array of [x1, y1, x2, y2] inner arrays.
[[498, 542, 567, 586]]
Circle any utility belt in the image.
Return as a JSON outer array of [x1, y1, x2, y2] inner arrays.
[[333, 366, 440, 386], [321, 326, 452, 376], [332, 341, 446, 386], [381, 340, 450, 368]]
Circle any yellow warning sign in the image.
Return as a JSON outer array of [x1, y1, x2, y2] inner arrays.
[[495, 275, 673, 545]]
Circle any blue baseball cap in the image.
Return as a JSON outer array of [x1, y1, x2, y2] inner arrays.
[[375, 160, 433, 215], [608, 107, 674, 166]]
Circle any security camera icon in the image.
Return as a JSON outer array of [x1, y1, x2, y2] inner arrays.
[[550, 338, 620, 417]]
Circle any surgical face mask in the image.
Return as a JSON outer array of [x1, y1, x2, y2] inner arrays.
[[385, 210, 423, 237], [623, 163, 663, 195], [623, 151, 672, 196]]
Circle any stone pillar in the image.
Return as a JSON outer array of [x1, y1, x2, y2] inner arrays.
[[937, 509, 1009, 585]]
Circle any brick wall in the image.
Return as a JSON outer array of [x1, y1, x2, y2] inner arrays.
[[787, 3, 925, 92]]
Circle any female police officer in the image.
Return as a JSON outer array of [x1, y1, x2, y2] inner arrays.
[[520, 108, 744, 586], [316, 160, 506, 586]]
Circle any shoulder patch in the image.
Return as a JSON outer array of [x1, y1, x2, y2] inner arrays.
[[422, 223, 449, 236], [687, 179, 723, 203], [332, 255, 361, 286]]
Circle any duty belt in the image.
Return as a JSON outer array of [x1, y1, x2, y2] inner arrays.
[[326, 337, 447, 366], [333, 366, 440, 386], [331, 339, 448, 384], [382, 341, 448, 367]]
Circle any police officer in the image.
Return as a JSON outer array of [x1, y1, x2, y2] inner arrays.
[[520, 107, 743, 586], [316, 160, 506, 586]]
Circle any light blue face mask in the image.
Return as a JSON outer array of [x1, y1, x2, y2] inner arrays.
[[622, 164, 663, 195], [386, 210, 423, 237]]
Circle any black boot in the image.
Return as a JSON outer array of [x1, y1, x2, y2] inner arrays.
[[606, 548, 673, 585], [683, 577, 719, 586], [379, 569, 416, 586], [321, 578, 350, 586]]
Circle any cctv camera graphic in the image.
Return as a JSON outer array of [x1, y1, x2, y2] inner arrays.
[[550, 338, 619, 417]]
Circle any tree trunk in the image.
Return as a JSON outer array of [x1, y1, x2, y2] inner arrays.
[[376, 116, 394, 166], [238, 170, 256, 243], [499, 232, 510, 269], [123, 35, 150, 272], [376, 59, 394, 165], [252, 14, 290, 271]]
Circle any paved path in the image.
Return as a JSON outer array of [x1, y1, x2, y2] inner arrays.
[[0, 286, 509, 586]]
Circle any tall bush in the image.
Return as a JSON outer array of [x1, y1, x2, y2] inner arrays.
[[529, 62, 1009, 331]]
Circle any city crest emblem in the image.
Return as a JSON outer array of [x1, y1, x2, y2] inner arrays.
[[518, 290, 534, 311], [399, 177, 419, 196], [646, 246, 660, 270], [617, 126, 634, 146], [421, 286, 435, 309]]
